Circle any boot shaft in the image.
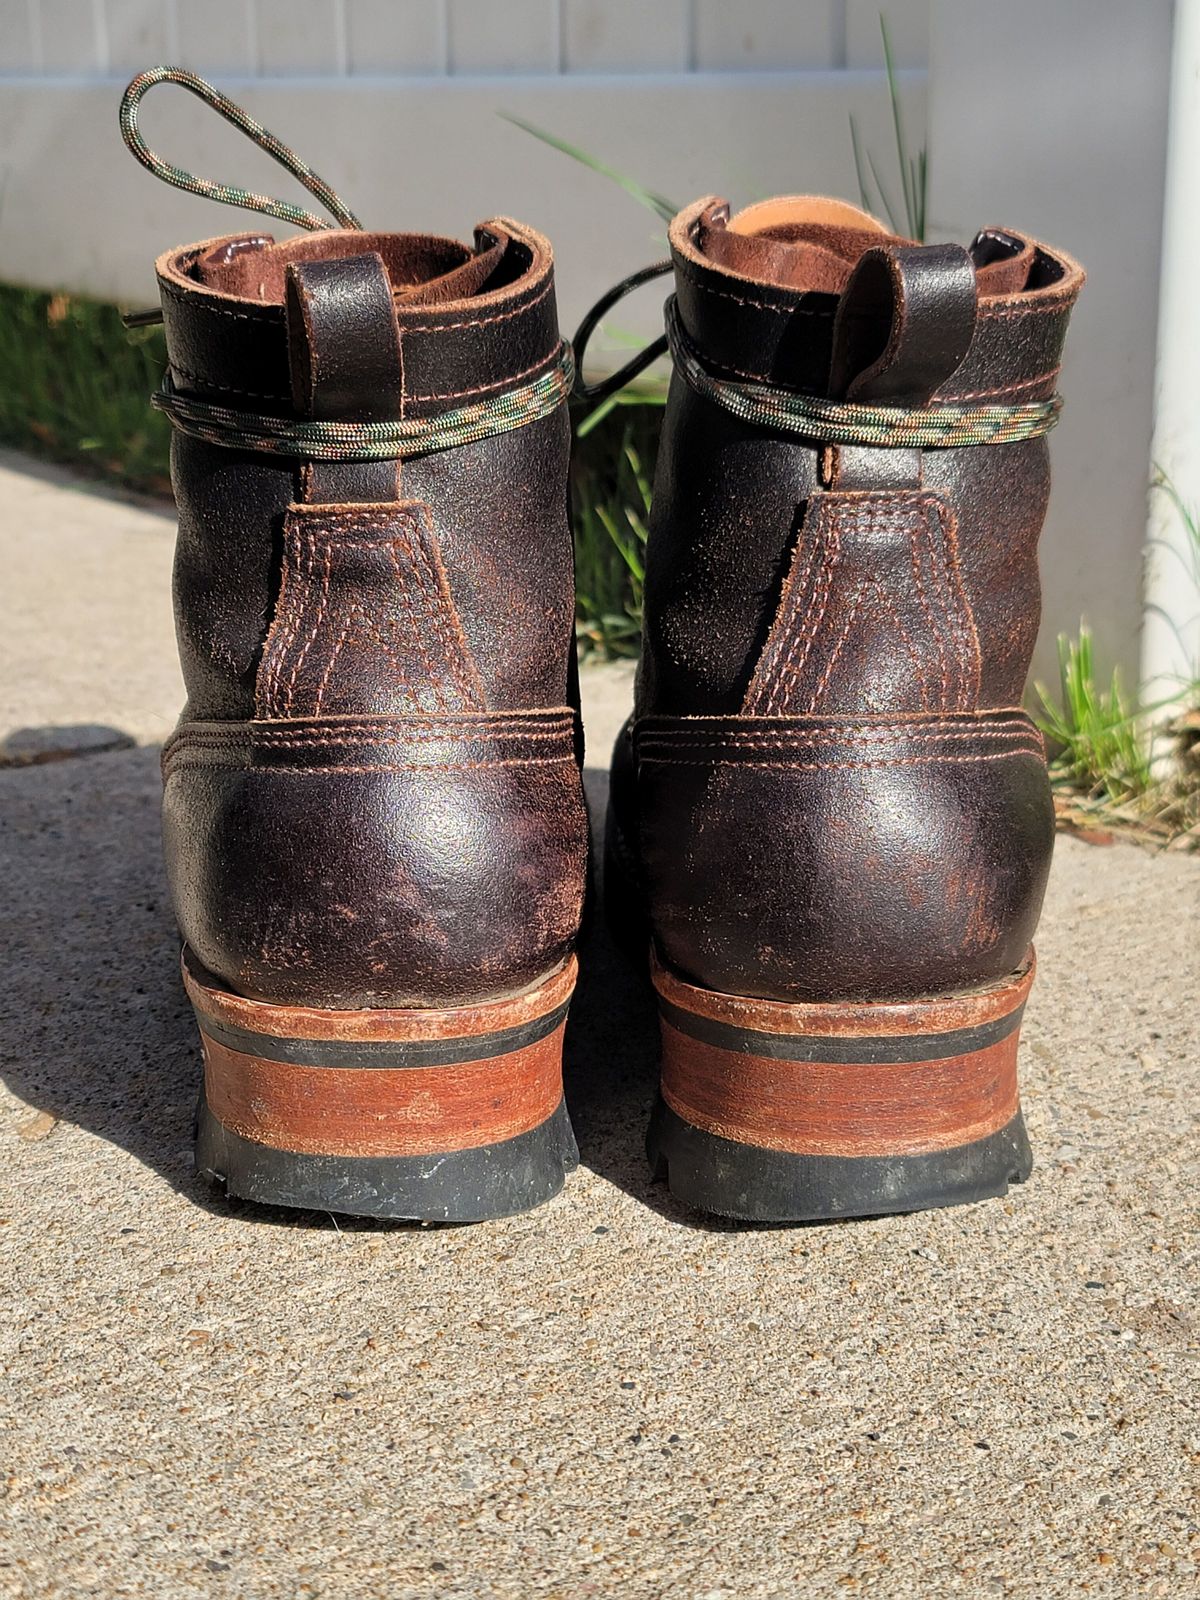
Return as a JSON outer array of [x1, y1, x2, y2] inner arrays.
[[615, 195, 1083, 1008], [640, 196, 1084, 721], [159, 221, 576, 724]]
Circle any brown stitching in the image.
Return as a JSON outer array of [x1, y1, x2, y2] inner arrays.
[[637, 730, 1042, 753], [978, 295, 1076, 321], [802, 577, 867, 714], [170, 363, 285, 400], [281, 532, 333, 716], [274, 526, 321, 713], [377, 528, 452, 714], [904, 498, 951, 711], [923, 498, 966, 709], [158, 279, 279, 322], [743, 528, 817, 716], [171, 732, 574, 754], [943, 365, 1061, 401], [163, 756, 575, 777], [400, 275, 554, 333], [403, 349, 564, 405], [401, 511, 487, 709], [173, 720, 572, 742], [928, 498, 982, 710], [172, 736, 574, 754], [766, 518, 839, 715], [310, 602, 425, 718], [672, 259, 831, 318], [257, 522, 310, 717], [866, 575, 931, 712], [639, 749, 1044, 772], [635, 709, 1033, 730]]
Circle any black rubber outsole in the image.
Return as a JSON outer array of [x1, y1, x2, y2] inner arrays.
[[647, 1098, 1033, 1223], [195, 1094, 579, 1222]]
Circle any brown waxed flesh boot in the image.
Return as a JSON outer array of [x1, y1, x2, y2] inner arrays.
[[125, 72, 587, 1219], [603, 195, 1084, 1221]]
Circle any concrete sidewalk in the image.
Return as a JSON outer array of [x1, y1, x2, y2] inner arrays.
[[0, 450, 1197, 1600]]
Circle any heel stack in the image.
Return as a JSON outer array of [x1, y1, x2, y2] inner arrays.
[[647, 953, 1035, 1221], [184, 950, 579, 1221]]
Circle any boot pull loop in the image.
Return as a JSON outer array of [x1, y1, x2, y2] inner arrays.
[[571, 259, 673, 408], [829, 243, 977, 405], [119, 65, 363, 236], [285, 253, 405, 503]]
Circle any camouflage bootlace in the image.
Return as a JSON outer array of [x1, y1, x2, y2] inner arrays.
[[120, 66, 572, 459], [151, 350, 574, 462], [663, 298, 1061, 448], [571, 260, 1061, 446], [119, 65, 362, 232]]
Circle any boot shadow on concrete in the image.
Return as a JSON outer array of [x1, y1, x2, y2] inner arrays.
[[0, 742, 722, 1230]]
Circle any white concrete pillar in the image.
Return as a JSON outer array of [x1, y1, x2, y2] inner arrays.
[[1142, 0, 1200, 722]]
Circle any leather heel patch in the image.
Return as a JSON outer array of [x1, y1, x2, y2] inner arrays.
[[743, 490, 982, 718], [256, 500, 486, 718]]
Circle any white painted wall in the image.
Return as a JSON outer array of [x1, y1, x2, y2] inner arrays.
[[0, 0, 1179, 686], [928, 0, 1173, 693], [0, 0, 930, 332]]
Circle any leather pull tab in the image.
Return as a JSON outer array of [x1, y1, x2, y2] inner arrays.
[[285, 252, 404, 501], [829, 243, 977, 404]]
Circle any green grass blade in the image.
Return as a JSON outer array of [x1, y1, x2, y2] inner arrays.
[[849, 115, 876, 216], [498, 115, 678, 223]]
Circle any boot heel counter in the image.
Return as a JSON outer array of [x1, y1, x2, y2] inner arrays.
[[162, 712, 587, 1009], [635, 712, 1054, 1003]]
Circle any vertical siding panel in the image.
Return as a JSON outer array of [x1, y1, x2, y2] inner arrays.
[[564, 0, 689, 74], [447, 0, 558, 75], [693, 0, 838, 71]]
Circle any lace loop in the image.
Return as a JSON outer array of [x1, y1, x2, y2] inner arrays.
[[570, 259, 671, 405], [119, 66, 362, 234]]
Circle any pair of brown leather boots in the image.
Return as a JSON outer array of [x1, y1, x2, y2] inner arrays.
[[125, 71, 1082, 1224]]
